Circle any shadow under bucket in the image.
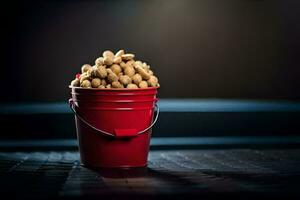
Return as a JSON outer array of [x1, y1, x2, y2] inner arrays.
[[69, 86, 159, 168]]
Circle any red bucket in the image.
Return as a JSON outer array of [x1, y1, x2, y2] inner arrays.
[[69, 86, 159, 168]]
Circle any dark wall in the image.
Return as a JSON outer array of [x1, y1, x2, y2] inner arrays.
[[1, 0, 299, 102]]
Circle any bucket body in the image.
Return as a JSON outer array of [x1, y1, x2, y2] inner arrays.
[[70, 87, 158, 168]]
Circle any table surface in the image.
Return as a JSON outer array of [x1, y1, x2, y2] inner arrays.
[[1, 149, 300, 199]]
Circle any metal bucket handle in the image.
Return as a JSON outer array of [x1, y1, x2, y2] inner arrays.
[[69, 99, 159, 138]]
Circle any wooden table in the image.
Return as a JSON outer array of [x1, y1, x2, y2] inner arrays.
[[0, 149, 299, 199]]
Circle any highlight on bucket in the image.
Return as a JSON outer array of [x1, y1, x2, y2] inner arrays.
[[69, 49, 160, 168]]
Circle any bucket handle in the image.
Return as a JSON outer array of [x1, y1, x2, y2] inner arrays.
[[69, 99, 159, 138]]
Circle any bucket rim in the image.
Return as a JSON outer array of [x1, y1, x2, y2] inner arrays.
[[69, 86, 160, 91]]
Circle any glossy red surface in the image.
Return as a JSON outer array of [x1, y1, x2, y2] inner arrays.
[[70, 87, 158, 168]]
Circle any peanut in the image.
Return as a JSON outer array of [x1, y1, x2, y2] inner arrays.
[[81, 80, 91, 88], [98, 85, 105, 89], [120, 61, 127, 69], [118, 72, 123, 78], [126, 60, 135, 68], [136, 66, 151, 80], [103, 50, 114, 58], [121, 53, 135, 60], [113, 56, 122, 64], [112, 81, 124, 88], [103, 57, 113, 66], [115, 49, 125, 57], [139, 81, 148, 88], [95, 65, 107, 78], [95, 57, 104, 66], [147, 75, 158, 87], [127, 83, 138, 89], [143, 62, 150, 70], [106, 84, 111, 88], [86, 67, 94, 77], [81, 64, 92, 73], [124, 66, 135, 77], [134, 61, 143, 68], [71, 79, 80, 87], [101, 79, 107, 86], [79, 73, 90, 84], [110, 64, 122, 75], [107, 68, 119, 83], [132, 73, 142, 85], [91, 78, 101, 88], [119, 75, 132, 86]]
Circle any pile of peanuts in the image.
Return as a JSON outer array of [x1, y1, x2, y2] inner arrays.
[[70, 50, 159, 89]]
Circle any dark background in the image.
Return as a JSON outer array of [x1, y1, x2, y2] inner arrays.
[[1, 0, 299, 102]]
